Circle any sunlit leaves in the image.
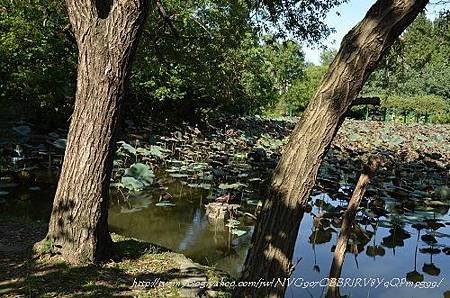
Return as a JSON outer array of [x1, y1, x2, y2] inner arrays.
[[119, 163, 155, 191], [364, 12, 450, 122]]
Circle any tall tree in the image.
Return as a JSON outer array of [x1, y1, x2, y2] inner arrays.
[[36, 0, 149, 263], [237, 0, 428, 296]]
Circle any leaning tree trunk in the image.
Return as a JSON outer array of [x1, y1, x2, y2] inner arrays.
[[237, 0, 428, 297], [37, 0, 148, 263]]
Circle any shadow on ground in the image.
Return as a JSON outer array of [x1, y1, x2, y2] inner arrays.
[[0, 217, 231, 297]]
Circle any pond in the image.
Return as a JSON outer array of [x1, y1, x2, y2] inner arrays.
[[1, 119, 450, 297], [1, 171, 449, 298]]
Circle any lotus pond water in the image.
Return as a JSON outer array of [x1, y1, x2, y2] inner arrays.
[[1, 171, 449, 297], [1, 118, 449, 297]]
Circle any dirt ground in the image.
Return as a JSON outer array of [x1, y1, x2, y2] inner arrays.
[[0, 217, 231, 297]]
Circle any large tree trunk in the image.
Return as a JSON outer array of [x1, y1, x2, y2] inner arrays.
[[37, 0, 149, 264], [237, 0, 428, 297]]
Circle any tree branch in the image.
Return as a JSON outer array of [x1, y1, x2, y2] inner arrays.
[[155, 0, 179, 38]]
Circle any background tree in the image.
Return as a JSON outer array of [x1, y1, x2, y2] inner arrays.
[[362, 11, 450, 122], [320, 48, 338, 66], [274, 63, 327, 115], [1, 0, 347, 123], [237, 0, 429, 296], [130, 1, 278, 119], [0, 0, 76, 124]]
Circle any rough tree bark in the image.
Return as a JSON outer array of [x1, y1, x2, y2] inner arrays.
[[326, 157, 379, 298], [36, 0, 149, 263], [237, 0, 428, 297]]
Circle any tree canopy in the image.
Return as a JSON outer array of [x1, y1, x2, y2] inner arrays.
[[1, 0, 448, 123], [0, 0, 345, 123], [363, 12, 450, 122]]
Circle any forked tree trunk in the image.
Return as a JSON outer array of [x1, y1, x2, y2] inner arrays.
[[37, 0, 149, 263], [237, 0, 428, 296]]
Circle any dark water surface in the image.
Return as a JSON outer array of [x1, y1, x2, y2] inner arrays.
[[1, 173, 449, 298]]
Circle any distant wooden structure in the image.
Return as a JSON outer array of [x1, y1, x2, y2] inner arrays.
[[351, 96, 381, 107]]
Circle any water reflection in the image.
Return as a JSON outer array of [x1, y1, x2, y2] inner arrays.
[[288, 193, 450, 298], [1, 173, 449, 297], [108, 179, 252, 277]]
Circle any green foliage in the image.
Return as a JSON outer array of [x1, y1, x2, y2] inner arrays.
[[319, 48, 337, 66], [247, 0, 348, 41], [39, 238, 57, 254], [128, 0, 346, 119], [271, 64, 326, 115], [0, 0, 77, 122], [383, 95, 449, 114], [363, 13, 450, 123], [120, 163, 155, 191], [129, 1, 311, 118], [1, 0, 344, 122], [265, 47, 333, 116], [131, 1, 263, 117], [114, 141, 162, 191], [381, 95, 450, 123]]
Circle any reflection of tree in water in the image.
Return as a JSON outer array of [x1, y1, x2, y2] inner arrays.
[[419, 219, 443, 277], [327, 222, 374, 275], [381, 227, 411, 251], [381, 216, 411, 254], [421, 248, 441, 277], [309, 197, 341, 273], [366, 220, 385, 258], [406, 225, 424, 283], [309, 227, 333, 273]]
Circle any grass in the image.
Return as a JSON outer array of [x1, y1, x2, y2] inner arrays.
[[0, 216, 232, 297]]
